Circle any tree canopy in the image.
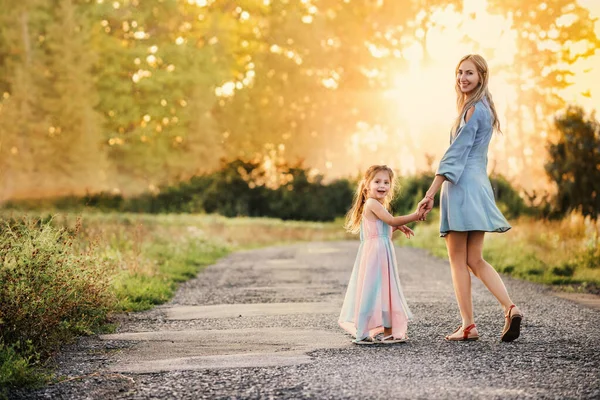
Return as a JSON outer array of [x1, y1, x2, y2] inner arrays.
[[0, 0, 598, 199]]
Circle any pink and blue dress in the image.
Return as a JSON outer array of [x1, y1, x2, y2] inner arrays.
[[338, 217, 412, 341]]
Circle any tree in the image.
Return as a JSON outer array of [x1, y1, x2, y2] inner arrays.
[[488, 0, 600, 189], [545, 106, 600, 220], [0, 0, 51, 199], [44, 0, 110, 194]]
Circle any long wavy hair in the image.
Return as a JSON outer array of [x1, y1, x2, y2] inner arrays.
[[344, 165, 397, 234], [452, 54, 501, 135]]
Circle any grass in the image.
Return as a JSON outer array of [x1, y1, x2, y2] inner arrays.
[[403, 211, 600, 292], [75, 213, 352, 311], [3, 208, 599, 391], [0, 211, 351, 389]]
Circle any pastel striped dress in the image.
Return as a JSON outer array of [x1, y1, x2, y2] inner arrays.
[[338, 216, 412, 340]]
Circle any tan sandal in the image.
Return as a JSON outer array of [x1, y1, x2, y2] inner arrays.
[[501, 305, 523, 342], [376, 334, 408, 344], [353, 336, 375, 345], [445, 323, 479, 341]]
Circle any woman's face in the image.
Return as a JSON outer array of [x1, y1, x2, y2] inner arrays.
[[457, 59, 480, 94]]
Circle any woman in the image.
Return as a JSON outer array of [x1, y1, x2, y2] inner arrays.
[[417, 54, 523, 342]]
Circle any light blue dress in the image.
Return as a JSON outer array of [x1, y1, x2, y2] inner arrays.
[[436, 99, 511, 237]]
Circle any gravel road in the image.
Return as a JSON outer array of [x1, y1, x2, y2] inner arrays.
[[9, 241, 600, 399]]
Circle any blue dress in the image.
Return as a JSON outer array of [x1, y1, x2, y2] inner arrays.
[[436, 99, 511, 237]]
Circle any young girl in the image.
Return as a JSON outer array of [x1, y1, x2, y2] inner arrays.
[[338, 165, 423, 344]]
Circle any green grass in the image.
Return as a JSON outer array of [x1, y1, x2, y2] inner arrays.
[[0, 342, 48, 392], [403, 212, 600, 292], [112, 239, 229, 312], [1, 211, 350, 388]]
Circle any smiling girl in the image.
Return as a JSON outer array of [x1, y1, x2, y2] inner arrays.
[[339, 165, 423, 344]]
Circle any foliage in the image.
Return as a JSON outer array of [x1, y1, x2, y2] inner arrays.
[[2, 1, 596, 199], [5, 161, 533, 222], [487, 0, 600, 190], [5, 159, 357, 222], [489, 175, 531, 220], [404, 213, 600, 291], [0, 218, 115, 359], [391, 172, 530, 220], [545, 106, 600, 220], [112, 238, 228, 312], [0, 0, 470, 198], [0, 211, 349, 387], [0, 341, 47, 390]]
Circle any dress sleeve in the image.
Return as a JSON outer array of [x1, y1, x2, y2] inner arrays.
[[436, 105, 481, 184]]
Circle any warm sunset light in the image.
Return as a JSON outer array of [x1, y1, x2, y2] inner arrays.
[[0, 0, 599, 199], [340, 0, 600, 191], [2, 3, 600, 395]]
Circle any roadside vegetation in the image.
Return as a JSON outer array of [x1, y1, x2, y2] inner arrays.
[[403, 210, 600, 293], [0, 212, 350, 390]]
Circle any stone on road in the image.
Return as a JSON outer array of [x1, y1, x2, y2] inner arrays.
[[11, 241, 600, 399]]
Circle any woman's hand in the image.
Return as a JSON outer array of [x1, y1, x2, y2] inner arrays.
[[417, 196, 434, 219], [393, 225, 415, 239]]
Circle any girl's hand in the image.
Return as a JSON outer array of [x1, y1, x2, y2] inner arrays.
[[417, 197, 434, 219], [395, 225, 415, 239]]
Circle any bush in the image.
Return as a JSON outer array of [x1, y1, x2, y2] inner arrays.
[[3, 162, 530, 223], [0, 341, 47, 389], [545, 106, 600, 220], [489, 175, 531, 219], [391, 172, 530, 220], [0, 218, 115, 361]]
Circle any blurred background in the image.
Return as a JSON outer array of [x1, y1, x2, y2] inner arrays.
[[0, 0, 599, 213], [2, 1, 600, 388]]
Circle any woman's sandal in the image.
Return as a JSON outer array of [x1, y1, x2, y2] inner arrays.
[[445, 323, 479, 341], [501, 304, 523, 342]]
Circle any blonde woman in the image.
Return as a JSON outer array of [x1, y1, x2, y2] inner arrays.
[[417, 54, 523, 342]]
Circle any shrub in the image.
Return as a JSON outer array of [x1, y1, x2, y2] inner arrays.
[[0, 218, 115, 360], [0, 341, 47, 389], [3, 162, 530, 223]]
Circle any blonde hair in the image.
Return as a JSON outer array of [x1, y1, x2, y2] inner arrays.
[[344, 165, 397, 234], [452, 54, 501, 135]]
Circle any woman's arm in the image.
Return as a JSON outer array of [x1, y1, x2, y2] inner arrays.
[[417, 105, 480, 216], [365, 198, 420, 226], [426, 174, 446, 199], [436, 104, 480, 185]]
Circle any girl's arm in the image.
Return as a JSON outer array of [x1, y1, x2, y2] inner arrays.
[[365, 198, 420, 226]]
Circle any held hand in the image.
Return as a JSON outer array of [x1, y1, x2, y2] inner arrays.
[[416, 196, 434, 220]]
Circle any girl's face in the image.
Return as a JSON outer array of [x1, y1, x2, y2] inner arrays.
[[366, 170, 392, 203], [457, 59, 480, 94]]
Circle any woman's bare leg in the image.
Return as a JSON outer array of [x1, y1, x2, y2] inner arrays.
[[445, 232, 477, 336], [466, 231, 521, 315]]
